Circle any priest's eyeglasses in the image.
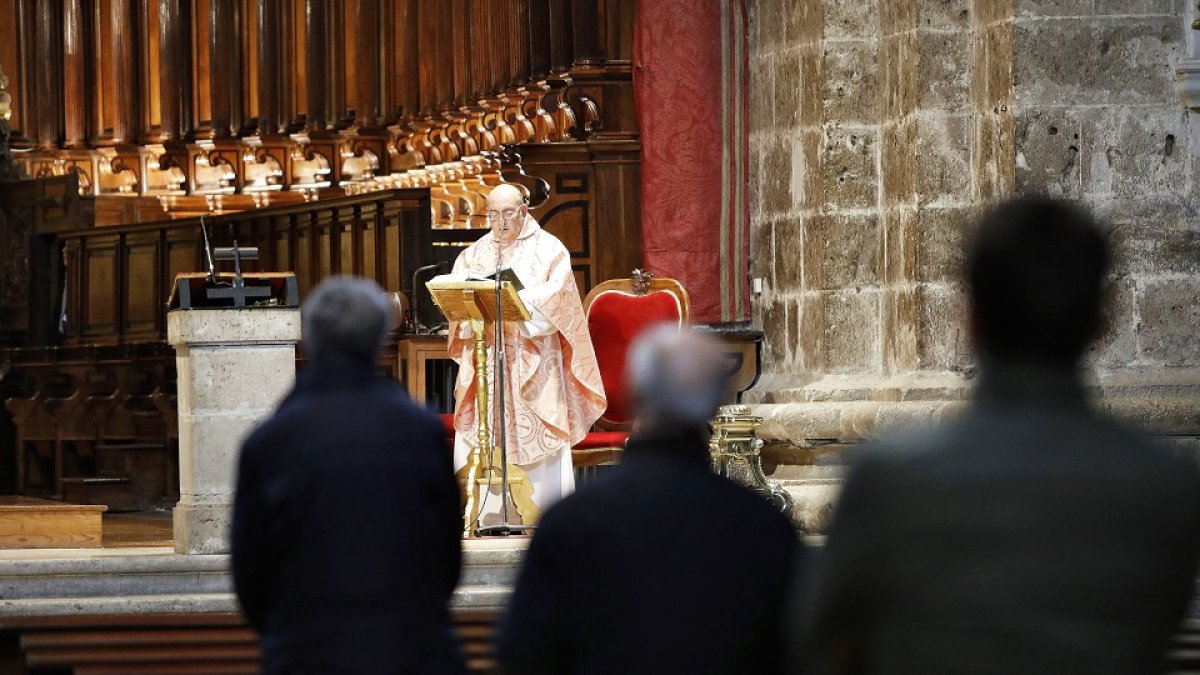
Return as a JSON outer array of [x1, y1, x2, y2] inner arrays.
[[486, 208, 520, 222]]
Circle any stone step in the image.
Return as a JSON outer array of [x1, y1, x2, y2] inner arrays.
[[0, 585, 512, 618], [0, 539, 526, 607], [0, 552, 230, 601], [0, 593, 240, 617]]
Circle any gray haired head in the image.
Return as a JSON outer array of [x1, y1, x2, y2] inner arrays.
[[626, 324, 730, 432], [302, 276, 395, 365]]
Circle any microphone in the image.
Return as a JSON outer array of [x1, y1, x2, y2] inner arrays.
[[200, 215, 217, 285], [411, 261, 448, 333]]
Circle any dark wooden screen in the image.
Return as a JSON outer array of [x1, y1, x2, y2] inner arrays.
[[57, 188, 431, 345]]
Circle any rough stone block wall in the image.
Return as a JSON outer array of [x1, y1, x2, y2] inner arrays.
[[748, 1, 1200, 525], [750, 0, 1198, 397], [1012, 0, 1198, 373], [750, 0, 1017, 390]]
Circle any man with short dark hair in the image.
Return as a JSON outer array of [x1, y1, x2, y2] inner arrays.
[[232, 276, 466, 674], [497, 325, 801, 675], [803, 198, 1200, 675]]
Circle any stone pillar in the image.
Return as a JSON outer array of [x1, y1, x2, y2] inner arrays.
[[168, 309, 301, 555]]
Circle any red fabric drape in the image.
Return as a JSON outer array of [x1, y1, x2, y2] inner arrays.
[[634, 0, 750, 323]]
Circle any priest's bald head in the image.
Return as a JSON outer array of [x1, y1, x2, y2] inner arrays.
[[486, 183, 528, 247], [627, 325, 731, 433]]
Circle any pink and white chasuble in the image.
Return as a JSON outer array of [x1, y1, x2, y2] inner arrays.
[[447, 216, 606, 504]]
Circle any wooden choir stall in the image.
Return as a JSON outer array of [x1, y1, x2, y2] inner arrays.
[[0, 0, 644, 513]]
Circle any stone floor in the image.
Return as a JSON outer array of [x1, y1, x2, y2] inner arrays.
[[101, 510, 174, 547]]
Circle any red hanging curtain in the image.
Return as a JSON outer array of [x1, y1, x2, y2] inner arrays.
[[634, 0, 750, 324]]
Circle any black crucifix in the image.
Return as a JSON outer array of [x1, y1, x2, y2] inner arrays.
[[206, 241, 274, 307]]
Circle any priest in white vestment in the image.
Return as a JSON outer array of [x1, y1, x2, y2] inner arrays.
[[447, 183, 606, 512]]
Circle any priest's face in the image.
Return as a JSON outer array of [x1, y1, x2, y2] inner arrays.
[[486, 186, 527, 247]]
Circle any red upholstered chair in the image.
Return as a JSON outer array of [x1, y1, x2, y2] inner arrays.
[[572, 270, 691, 467]]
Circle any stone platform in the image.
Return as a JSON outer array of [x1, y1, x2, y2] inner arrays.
[[0, 538, 527, 617], [0, 498, 108, 550]]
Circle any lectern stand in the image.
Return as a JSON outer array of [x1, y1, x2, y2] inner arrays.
[[427, 280, 540, 535], [167, 272, 300, 554]]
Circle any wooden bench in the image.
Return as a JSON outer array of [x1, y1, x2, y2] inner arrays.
[[4, 608, 1200, 673], [0, 609, 500, 673]]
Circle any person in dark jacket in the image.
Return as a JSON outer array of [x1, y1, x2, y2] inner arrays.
[[802, 197, 1200, 675], [497, 324, 802, 675], [231, 276, 466, 675]]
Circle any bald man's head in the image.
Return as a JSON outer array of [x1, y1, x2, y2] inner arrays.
[[486, 184, 527, 246], [627, 325, 730, 432]]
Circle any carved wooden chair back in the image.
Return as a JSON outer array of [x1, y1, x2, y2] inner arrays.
[[582, 270, 691, 430]]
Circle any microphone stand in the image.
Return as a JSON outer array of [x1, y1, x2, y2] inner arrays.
[[477, 217, 534, 537]]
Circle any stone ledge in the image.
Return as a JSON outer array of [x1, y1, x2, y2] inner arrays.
[[0, 586, 515, 617], [0, 540, 527, 614], [752, 368, 1200, 442], [0, 593, 240, 617], [167, 308, 302, 347], [0, 552, 227, 577], [754, 400, 967, 443], [756, 369, 1200, 536], [753, 397, 1200, 443]]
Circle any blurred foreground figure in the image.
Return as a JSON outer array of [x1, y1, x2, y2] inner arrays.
[[232, 277, 466, 675], [803, 198, 1200, 675], [497, 324, 802, 675]]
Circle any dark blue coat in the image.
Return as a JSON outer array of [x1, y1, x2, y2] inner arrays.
[[497, 428, 802, 675], [231, 358, 467, 675]]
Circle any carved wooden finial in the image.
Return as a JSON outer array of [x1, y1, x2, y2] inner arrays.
[[0, 63, 22, 183], [0, 67, 10, 121], [631, 268, 653, 295]]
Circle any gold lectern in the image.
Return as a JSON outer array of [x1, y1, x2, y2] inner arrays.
[[427, 280, 540, 535]]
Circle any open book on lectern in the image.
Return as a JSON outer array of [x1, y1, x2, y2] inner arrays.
[[429, 268, 525, 292], [426, 272, 531, 323]]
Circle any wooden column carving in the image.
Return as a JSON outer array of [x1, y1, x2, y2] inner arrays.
[[497, 1, 514, 86], [547, 0, 573, 74], [1, 0, 35, 145], [305, 0, 329, 130], [482, 2, 500, 92], [62, 0, 87, 148], [416, 0, 434, 115], [393, 0, 418, 117], [511, 0, 530, 84], [436, 1, 453, 110], [256, 0, 286, 135], [352, 0, 380, 128], [34, 0, 62, 149], [607, 0, 635, 61], [570, 0, 601, 65], [327, 0, 346, 129], [110, 0, 141, 144], [159, 0, 194, 140], [208, 0, 238, 139], [528, 0, 551, 80], [449, 0, 470, 108]]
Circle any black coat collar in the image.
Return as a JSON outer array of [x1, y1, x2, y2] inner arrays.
[[292, 355, 381, 395], [624, 426, 711, 466]]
